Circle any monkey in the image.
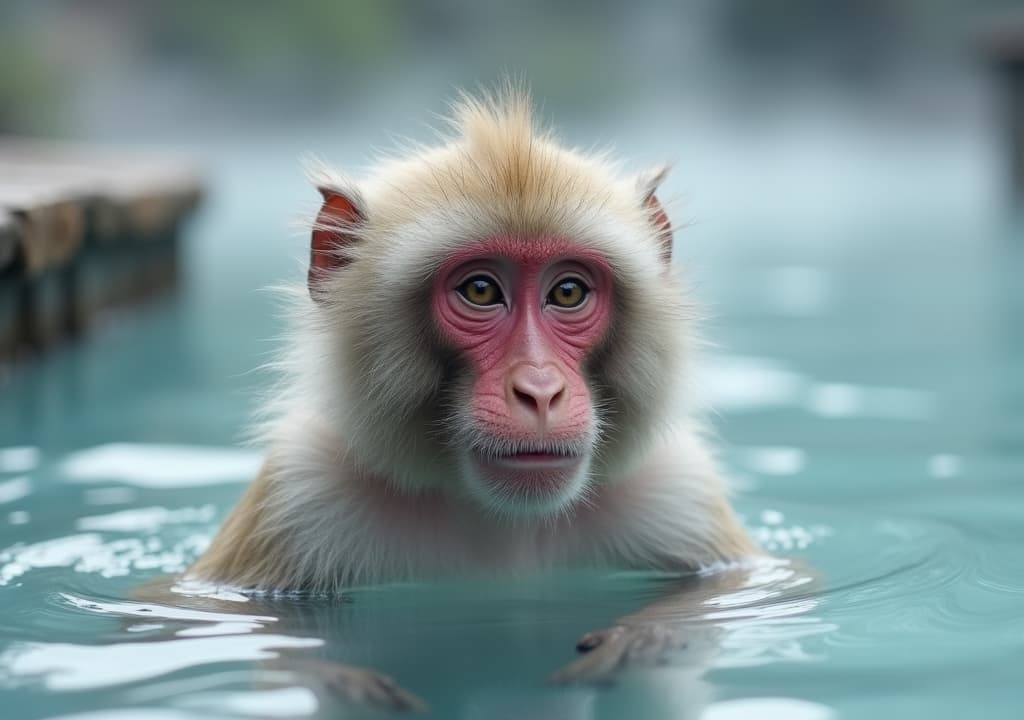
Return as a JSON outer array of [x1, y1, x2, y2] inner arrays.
[[177, 85, 801, 710]]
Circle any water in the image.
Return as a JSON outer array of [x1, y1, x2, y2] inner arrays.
[[1, 149, 1023, 719]]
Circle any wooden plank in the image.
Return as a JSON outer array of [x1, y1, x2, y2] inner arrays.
[[0, 139, 203, 358], [0, 209, 17, 273], [0, 140, 202, 255], [0, 181, 85, 274]]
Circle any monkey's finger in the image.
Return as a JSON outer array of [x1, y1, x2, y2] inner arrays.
[[549, 633, 632, 685], [575, 625, 623, 653], [552, 624, 694, 685]]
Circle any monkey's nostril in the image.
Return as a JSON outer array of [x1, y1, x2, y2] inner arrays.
[[514, 387, 540, 412], [509, 365, 569, 422], [511, 381, 568, 423]]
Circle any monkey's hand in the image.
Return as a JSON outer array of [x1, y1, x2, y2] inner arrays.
[[297, 659, 428, 713], [548, 622, 692, 685]]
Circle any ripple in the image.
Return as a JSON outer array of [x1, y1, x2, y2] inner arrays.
[[0, 487, 1015, 719], [60, 444, 261, 488], [0, 633, 322, 691], [173, 686, 319, 718], [704, 698, 835, 720], [698, 354, 935, 420], [927, 453, 963, 479], [7, 511, 30, 525], [0, 447, 40, 474], [45, 711, 209, 720], [739, 448, 806, 477], [745, 504, 970, 613], [0, 477, 32, 505], [698, 356, 804, 412], [743, 500, 1024, 669], [58, 592, 275, 629], [806, 383, 933, 420]]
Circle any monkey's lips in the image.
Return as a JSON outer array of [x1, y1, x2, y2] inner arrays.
[[490, 451, 580, 468], [469, 449, 584, 501]]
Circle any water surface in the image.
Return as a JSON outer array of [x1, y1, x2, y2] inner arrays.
[[1, 153, 1022, 719]]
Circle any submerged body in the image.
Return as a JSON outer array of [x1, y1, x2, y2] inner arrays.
[[190, 86, 760, 594]]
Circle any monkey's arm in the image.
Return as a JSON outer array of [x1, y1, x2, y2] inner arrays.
[[549, 557, 816, 685], [553, 458, 808, 686]]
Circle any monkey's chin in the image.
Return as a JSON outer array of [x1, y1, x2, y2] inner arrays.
[[463, 452, 590, 517]]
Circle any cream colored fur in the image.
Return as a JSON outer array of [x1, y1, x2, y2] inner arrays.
[[190, 85, 759, 593]]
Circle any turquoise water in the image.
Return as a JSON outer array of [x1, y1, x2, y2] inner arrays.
[[1, 154, 1023, 718]]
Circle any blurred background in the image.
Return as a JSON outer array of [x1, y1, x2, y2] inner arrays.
[[2, 4, 1024, 718], [1, 0, 1022, 494]]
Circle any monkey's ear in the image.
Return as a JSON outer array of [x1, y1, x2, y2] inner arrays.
[[309, 186, 365, 300], [636, 165, 672, 264]]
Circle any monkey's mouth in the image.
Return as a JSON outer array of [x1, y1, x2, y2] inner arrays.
[[488, 450, 581, 468], [469, 442, 584, 497], [473, 441, 584, 469]]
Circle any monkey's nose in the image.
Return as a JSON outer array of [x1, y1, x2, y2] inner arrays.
[[509, 364, 568, 427]]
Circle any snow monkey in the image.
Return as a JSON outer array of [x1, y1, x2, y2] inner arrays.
[[184, 86, 783, 709]]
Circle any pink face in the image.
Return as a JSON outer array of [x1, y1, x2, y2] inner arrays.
[[433, 237, 613, 514]]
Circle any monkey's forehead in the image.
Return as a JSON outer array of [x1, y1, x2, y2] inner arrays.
[[434, 236, 614, 272], [355, 148, 658, 270], [365, 142, 635, 217], [330, 88, 669, 275]]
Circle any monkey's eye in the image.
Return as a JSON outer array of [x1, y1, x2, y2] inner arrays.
[[547, 278, 589, 309], [457, 276, 505, 307]]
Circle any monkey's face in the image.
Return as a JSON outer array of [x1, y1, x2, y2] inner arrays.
[[433, 237, 614, 516]]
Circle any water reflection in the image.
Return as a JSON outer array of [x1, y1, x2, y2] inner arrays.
[[2, 413, 1016, 718], [0, 448, 40, 475], [0, 477, 32, 505], [48, 711, 208, 720], [0, 546, 833, 718], [60, 445, 262, 488], [174, 687, 319, 718], [3, 453, 987, 719], [806, 383, 933, 420], [0, 633, 321, 691], [703, 697, 835, 720], [699, 355, 935, 420]]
